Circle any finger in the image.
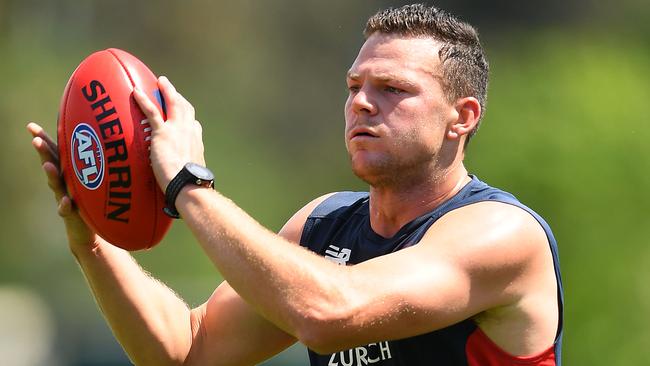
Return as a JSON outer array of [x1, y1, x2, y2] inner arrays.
[[43, 161, 66, 202], [27, 122, 57, 149], [32, 136, 60, 167], [193, 120, 203, 135], [157, 76, 184, 121], [192, 120, 206, 165], [176, 92, 196, 120], [133, 87, 165, 131], [193, 119, 204, 147], [27, 123, 59, 162], [58, 195, 74, 218]]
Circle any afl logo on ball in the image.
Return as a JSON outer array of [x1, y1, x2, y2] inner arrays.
[[71, 123, 104, 190]]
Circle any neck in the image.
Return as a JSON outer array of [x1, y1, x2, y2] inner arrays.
[[368, 164, 471, 238]]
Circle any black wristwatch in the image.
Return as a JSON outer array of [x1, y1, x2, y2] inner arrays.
[[163, 162, 215, 219]]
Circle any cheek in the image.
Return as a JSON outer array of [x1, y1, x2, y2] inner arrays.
[[344, 93, 355, 113], [391, 118, 440, 152], [343, 98, 354, 124]]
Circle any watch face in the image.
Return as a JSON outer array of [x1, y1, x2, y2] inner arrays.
[[185, 163, 214, 181]]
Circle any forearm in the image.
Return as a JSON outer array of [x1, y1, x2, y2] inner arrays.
[[29, 119, 195, 363], [177, 186, 348, 339], [71, 240, 193, 365]]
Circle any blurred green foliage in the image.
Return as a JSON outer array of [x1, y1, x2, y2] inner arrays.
[[1, 0, 649, 364], [469, 30, 650, 365]]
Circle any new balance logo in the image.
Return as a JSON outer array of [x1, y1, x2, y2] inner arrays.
[[325, 245, 351, 265]]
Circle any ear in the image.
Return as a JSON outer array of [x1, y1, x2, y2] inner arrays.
[[447, 97, 481, 140]]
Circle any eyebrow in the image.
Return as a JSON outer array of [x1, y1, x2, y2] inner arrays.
[[346, 71, 419, 89]]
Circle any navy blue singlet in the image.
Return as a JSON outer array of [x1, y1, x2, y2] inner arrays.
[[299, 175, 563, 366]]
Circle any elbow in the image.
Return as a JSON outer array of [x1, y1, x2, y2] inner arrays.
[[132, 311, 197, 366], [294, 304, 357, 355], [128, 339, 189, 366], [129, 352, 185, 366], [300, 333, 344, 356]]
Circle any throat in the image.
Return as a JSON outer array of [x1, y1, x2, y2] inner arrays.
[[368, 171, 471, 238]]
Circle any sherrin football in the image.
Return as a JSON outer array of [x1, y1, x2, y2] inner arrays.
[[57, 48, 172, 251]]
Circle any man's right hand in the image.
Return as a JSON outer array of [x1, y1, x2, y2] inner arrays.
[[27, 122, 99, 250]]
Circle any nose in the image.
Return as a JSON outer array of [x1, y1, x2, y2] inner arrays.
[[349, 88, 378, 116]]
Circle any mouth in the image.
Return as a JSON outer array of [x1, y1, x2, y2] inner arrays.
[[349, 127, 379, 140]]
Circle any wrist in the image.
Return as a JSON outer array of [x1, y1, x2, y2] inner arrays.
[[160, 163, 184, 194], [163, 163, 215, 219], [175, 184, 205, 214], [68, 235, 104, 259]]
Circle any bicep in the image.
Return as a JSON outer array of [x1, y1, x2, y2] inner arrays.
[[185, 281, 296, 366], [341, 245, 475, 342], [331, 203, 537, 345]]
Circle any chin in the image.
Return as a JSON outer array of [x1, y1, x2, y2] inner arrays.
[[350, 152, 434, 189], [350, 158, 392, 187]]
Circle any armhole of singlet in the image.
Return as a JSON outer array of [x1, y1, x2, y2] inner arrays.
[[440, 197, 564, 351], [488, 199, 564, 346], [458, 197, 563, 365], [299, 191, 369, 247]]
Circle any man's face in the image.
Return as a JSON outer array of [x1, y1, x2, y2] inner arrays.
[[344, 33, 457, 187]]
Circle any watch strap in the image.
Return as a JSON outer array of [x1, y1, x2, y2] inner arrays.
[[164, 163, 215, 219], [163, 167, 193, 219]]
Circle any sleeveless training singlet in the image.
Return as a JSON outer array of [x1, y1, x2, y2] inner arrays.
[[299, 175, 564, 366]]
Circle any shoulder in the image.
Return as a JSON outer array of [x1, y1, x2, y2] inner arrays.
[[421, 201, 551, 301], [278, 193, 338, 243], [427, 200, 549, 260]]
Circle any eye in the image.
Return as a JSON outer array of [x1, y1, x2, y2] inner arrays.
[[385, 86, 404, 95], [348, 85, 360, 93]]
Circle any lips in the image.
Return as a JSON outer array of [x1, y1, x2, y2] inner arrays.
[[349, 127, 379, 140]]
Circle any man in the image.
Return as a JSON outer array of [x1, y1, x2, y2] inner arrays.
[[29, 4, 563, 366]]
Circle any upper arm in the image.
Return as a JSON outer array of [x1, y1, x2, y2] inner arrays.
[[307, 201, 551, 351], [184, 282, 296, 365], [182, 194, 335, 365]]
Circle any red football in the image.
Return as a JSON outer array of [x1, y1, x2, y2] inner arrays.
[[57, 48, 172, 251]]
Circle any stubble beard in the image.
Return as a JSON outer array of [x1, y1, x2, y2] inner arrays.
[[347, 115, 447, 190], [349, 142, 438, 191]]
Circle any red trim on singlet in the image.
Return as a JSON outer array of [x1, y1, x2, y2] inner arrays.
[[466, 327, 556, 366]]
